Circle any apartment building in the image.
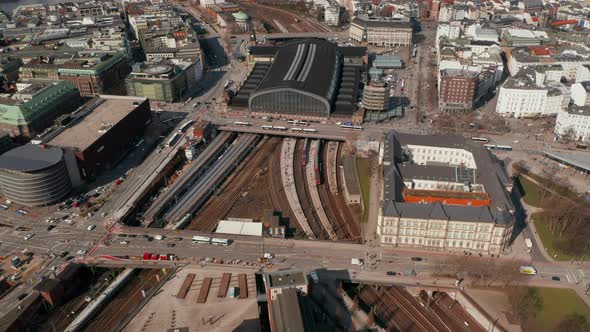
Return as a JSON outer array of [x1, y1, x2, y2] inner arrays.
[[496, 66, 567, 117], [378, 132, 514, 255], [507, 47, 590, 81], [555, 106, 590, 141], [350, 16, 413, 46], [324, 0, 341, 27]]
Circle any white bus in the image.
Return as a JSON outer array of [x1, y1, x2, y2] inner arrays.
[[353, 126, 363, 131], [211, 238, 230, 246], [272, 126, 288, 131], [298, 121, 309, 127], [291, 127, 303, 133], [192, 236, 211, 244], [287, 120, 298, 125], [340, 124, 353, 129], [303, 128, 318, 133], [261, 125, 273, 130], [471, 137, 489, 144], [234, 121, 251, 127]]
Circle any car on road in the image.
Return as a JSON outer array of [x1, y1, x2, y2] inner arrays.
[[76, 250, 87, 255], [174, 237, 183, 241], [87, 224, 96, 231], [411, 257, 423, 262], [15, 209, 27, 216], [16, 293, 28, 301], [0, 204, 8, 210], [24, 233, 34, 241], [120, 241, 129, 245], [47, 225, 55, 231], [386, 271, 397, 276], [552, 276, 561, 281], [166, 243, 175, 248]]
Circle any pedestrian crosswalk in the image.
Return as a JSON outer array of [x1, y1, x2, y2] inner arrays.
[[565, 269, 586, 284]]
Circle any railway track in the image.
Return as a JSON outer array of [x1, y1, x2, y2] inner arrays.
[[306, 140, 337, 241], [143, 132, 234, 226], [164, 134, 260, 225], [359, 286, 407, 331], [83, 269, 162, 332], [358, 285, 449, 332], [317, 142, 361, 242], [293, 139, 326, 239], [188, 137, 280, 232], [387, 286, 444, 332]]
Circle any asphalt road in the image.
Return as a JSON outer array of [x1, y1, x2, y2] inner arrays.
[[92, 230, 590, 287]]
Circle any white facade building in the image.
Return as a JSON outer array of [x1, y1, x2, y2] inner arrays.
[[350, 16, 413, 46], [324, 0, 340, 27], [378, 132, 515, 255], [496, 67, 566, 117], [570, 81, 590, 106], [555, 107, 590, 141]]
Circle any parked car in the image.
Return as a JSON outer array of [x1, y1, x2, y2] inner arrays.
[[386, 271, 397, 276], [411, 257, 423, 262], [552, 276, 561, 281], [87, 224, 96, 231], [24, 233, 34, 241]]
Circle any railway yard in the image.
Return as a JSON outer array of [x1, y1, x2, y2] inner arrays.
[[139, 130, 363, 241], [349, 284, 486, 332]]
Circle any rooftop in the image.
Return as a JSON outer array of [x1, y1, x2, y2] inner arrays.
[[544, 151, 590, 172], [267, 270, 308, 288], [0, 143, 63, 172], [255, 39, 338, 99], [382, 131, 513, 225], [352, 16, 412, 29], [47, 95, 147, 151]]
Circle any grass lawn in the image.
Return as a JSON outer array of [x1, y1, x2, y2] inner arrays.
[[529, 287, 590, 331], [532, 213, 590, 261], [518, 176, 551, 207], [356, 158, 371, 224]]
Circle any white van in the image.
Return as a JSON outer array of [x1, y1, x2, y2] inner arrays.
[[351, 258, 364, 266]]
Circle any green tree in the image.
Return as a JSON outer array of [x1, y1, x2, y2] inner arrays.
[[555, 313, 590, 332]]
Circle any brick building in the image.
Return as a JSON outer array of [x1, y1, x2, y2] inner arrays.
[[438, 69, 478, 112]]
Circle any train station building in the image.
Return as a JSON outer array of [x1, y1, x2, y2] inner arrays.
[[230, 39, 365, 120]]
